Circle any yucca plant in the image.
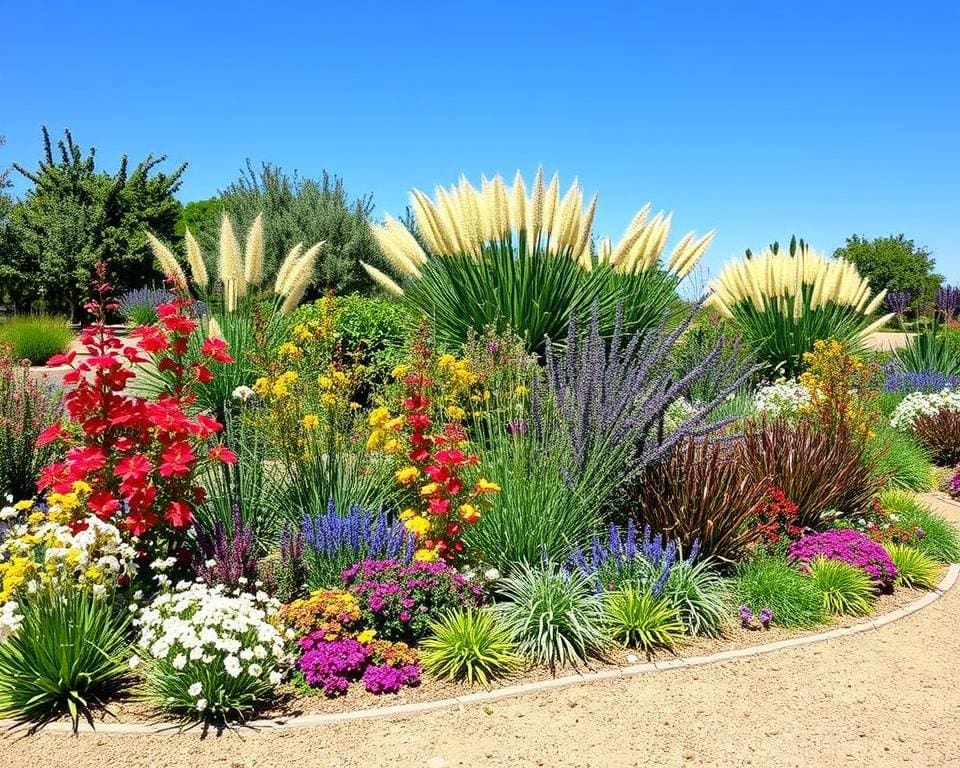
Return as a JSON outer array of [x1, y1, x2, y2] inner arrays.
[[0, 585, 130, 733], [364, 169, 713, 354], [421, 608, 522, 685], [884, 543, 940, 589], [708, 249, 892, 377], [602, 588, 686, 652], [806, 557, 875, 616], [494, 562, 608, 673]]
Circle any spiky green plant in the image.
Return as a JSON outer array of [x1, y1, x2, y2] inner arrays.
[[603, 588, 685, 652], [421, 608, 522, 685], [0, 315, 74, 365], [866, 424, 934, 492], [807, 557, 875, 616], [708, 249, 892, 377], [364, 170, 712, 354], [494, 562, 607, 672], [734, 556, 826, 628], [0, 585, 130, 733], [892, 316, 960, 378], [660, 558, 730, 637], [878, 490, 960, 562], [884, 543, 941, 589]]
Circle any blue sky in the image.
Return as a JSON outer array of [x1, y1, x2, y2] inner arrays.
[[3, 0, 958, 282]]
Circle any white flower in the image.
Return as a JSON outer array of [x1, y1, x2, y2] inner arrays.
[[129, 654, 141, 669], [232, 385, 255, 402], [172, 654, 188, 670], [754, 380, 811, 418], [269, 670, 283, 685], [188, 682, 203, 697], [205, 558, 217, 569], [224, 655, 242, 678], [189, 646, 204, 661], [483, 567, 501, 582], [195, 698, 208, 712], [248, 663, 263, 678], [890, 387, 960, 431]]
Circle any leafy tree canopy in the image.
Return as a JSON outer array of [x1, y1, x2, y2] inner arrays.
[[834, 234, 942, 304], [175, 197, 222, 240], [213, 160, 380, 296], [3, 127, 185, 318]]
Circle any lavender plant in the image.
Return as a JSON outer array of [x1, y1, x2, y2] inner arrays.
[[303, 500, 413, 588], [566, 521, 679, 594], [885, 290, 912, 322], [117, 286, 175, 326], [936, 285, 960, 320], [194, 505, 258, 590]]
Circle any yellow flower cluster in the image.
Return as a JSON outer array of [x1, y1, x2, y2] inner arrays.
[[278, 589, 361, 639], [800, 339, 879, 442], [0, 489, 137, 604], [367, 406, 405, 452]]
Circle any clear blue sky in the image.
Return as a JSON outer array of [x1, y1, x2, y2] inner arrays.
[[3, 0, 958, 283]]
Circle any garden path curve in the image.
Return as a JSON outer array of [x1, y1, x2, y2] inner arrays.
[[3, 494, 960, 768]]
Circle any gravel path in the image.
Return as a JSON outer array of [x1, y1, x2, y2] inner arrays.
[[4, 495, 960, 768]]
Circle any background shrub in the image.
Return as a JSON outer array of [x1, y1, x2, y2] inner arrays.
[[495, 562, 607, 672], [733, 556, 826, 628], [117, 286, 175, 326], [0, 316, 73, 365]]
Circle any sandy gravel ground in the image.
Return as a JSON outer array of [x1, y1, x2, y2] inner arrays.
[[4, 496, 960, 768], [865, 331, 914, 351]]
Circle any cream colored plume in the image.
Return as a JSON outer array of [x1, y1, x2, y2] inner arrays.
[[367, 169, 711, 283], [218, 215, 246, 298], [707, 248, 893, 332], [274, 242, 304, 295], [279, 242, 323, 315], [146, 232, 188, 291], [362, 262, 405, 296], [244, 214, 265, 286], [207, 316, 223, 341], [184, 228, 208, 290]]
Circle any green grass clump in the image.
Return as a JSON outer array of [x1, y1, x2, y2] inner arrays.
[[0, 585, 130, 732], [494, 562, 607, 672], [660, 558, 729, 637], [733, 556, 826, 628], [421, 608, 521, 686], [884, 543, 941, 589], [0, 316, 73, 365], [878, 489, 960, 562], [867, 425, 934, 492], [603, 588, 685, 652], [807, 557, 875, 616]]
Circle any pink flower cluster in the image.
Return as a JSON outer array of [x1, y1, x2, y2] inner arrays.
[[788, 529, 897, 591]]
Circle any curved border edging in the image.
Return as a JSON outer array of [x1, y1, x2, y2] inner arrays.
[[11, 563, 959, 735]]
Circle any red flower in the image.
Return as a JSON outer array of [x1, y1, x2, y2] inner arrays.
[[36, 423, 65, 446], [164, 500, 193, 528], [406, 413, 430, 430], [160, 313, 198, 335], [200, 337, 234, 363], [208, 444, 237, 464], [409, 447, 430, 463], [125, 508, 158, 537], [115, 454, 152, 485], [159, 442, 195, 478], [444, 476, 463, 495], [88, 491, 121, 521], [65, 445, 107, 475], [423, 464, 451, 483], [428, 497, 451, 516], [435, 448, 467, 465], [194, 364, 214, 383], [47, 351, 77, 367]]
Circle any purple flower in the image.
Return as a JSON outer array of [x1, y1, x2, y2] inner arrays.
[[739, 605, 753, 627], [297, 637, 370, 696], [759, 609, 773, 629], [362, 663, 421, 694], [787, 529, 897, 592], [506, 419, 529, 436], [884, 290, 912, 317]]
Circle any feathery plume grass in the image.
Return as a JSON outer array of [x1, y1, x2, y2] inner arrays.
[[146, 232, 188, 290], [243, 213, 265, 287], [183, 228, 209, 290]]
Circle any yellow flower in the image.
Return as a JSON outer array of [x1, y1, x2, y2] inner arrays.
[[459, 503, 481, 523], [321, 393, 337, 406], [437, 353, 457, 369], [13, 500, 33, 511], [413, 547, 439, 562], [395, 466, 420, 484], [278, 342, 302, 359], [445, 405, 466, 421], [383, 438, 401, 454], [399, 508, 417, 521], [332, 370, 349, 385], [349, 402, 361, 410], [293, 323, 314, 342], [318, 375, 333, 389], [391, 364, 409, 379], [253, 377, 270, 396], [419, 482, 440, 497], [366, 431, 383, 450], [474, 478, 501, 494], [514, 385, 528, 397], [404, 516, 431, 537], [71, 481, 91, 497], [302, 414, 320, 430], [369, 406, 391, 428], [357, 629, 377, 644], [385, 416, 405, 432]]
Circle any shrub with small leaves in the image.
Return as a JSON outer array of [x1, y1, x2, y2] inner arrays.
[[421, 608, 521, 685]]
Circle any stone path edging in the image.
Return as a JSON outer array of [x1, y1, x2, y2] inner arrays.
[[9, 563, 957, 736]]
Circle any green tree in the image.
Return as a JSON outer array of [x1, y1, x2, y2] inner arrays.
[[217, 160, 379, 296], [4, 127, 185, 319], [175, 197, 222, 239], [834, 234, 942, 304]]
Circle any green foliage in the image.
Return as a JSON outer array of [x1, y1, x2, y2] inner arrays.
[[877, 490, 960, 562], [4, 127, 184, 319], [833, 234, 941, 303], [405, 248, 685, 357], [734, 556, 826, 628], [495, 562, 607, 672], [217, 161, 379, 295], [660, 558, 730, 637], [671, 312, 755, 403], [421, 608, 521, 685], [892, 317, 960, 378], [602, 588, 685, 651], [0, 315, 74, 364], [175, 198, 222, 239], [745, 234, 808, 259], [884, 543, 940, 589], [0, 347, 64, 499], [866, 424, 933, 492], [807, 557, 875, 616], [0, 585, 130, 732]]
